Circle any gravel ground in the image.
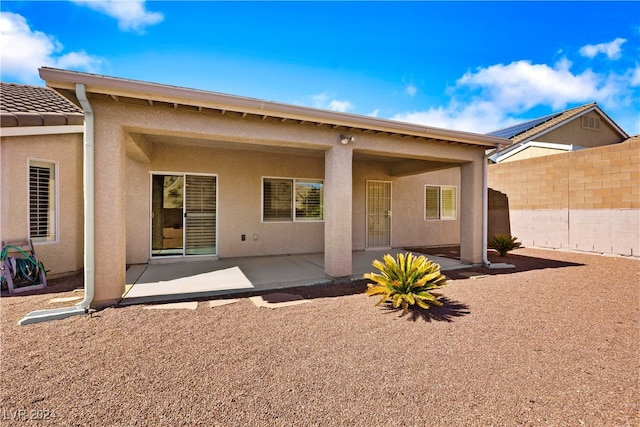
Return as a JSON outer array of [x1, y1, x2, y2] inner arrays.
[[1, 248, 638, 426]]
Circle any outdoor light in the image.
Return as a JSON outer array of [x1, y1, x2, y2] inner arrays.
[[340, 135, 355, 144]]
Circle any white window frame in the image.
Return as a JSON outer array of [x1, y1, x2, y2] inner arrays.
[[28, 159, 59, 244], [262, 177, 324, 223], [148, 171, 219, 259], [424, 185, 457, 221]]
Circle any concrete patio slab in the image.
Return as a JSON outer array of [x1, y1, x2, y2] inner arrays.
[[143, 301, 199, 310], [208, 299, 241, 308], [120, 249, 468, 306], [249, 293, 311, 309]]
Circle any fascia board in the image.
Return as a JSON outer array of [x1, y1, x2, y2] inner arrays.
[[39, 67, 506, 148], [0, 125, 84, 137], [495, 141, 574, 162]]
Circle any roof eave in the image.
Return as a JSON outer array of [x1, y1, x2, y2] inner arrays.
[[39, 67, 506, 148]]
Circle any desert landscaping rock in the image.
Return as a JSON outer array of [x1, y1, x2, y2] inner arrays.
[[1, 248, 638, 426]]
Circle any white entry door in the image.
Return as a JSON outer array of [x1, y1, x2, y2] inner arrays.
[[366, 180, 392, 248], [151, 174, 217, 257]]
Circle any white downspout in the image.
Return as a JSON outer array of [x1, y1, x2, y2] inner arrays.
[[19, 83, 94, 325], [75, 83, 95, 310]]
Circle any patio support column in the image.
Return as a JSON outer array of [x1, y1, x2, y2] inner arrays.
[[459, 158, 484, 264], [92, 118, 127, 307], [324, 144, 353, 278]]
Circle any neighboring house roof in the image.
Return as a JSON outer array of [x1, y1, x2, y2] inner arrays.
[[488, 102, 629, 162], [1, 82, 84, 128], [39, 67, 506, 149]]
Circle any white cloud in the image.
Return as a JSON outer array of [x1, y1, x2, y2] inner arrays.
[[311, 91, 354, 113], [71, 0, 163, 32], [579, 38, 626, 60], [394, 101, 514, 134], [0, 12, 102, 83], [405, 84, 418, 96], [631, 64, 640, 86], [456, 59, 612, 110], [392, 58, 635, 133]]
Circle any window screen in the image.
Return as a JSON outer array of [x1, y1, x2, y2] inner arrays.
[[425, 185, 456, 220], [425, 186, 441, 219], [263, 178, 293, 221], [263, 178, 323, 222], [295, 180, 323, 220], [29, 160, 56, 242]]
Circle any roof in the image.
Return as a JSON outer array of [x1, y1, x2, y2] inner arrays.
[[1, 82, 84, 127], [38, 67, 507, 149], [487, 102, 629, 144]]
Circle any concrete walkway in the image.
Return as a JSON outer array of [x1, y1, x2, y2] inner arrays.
[[121, 249, 469, 305]]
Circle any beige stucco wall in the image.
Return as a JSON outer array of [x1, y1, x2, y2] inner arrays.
[[85, 95, 489, 305], [0, 133, 83, 277], [392, 167, 461, 248], [126, 142, 326, 264], [127, 144, 465, 263], [536, 113, 625, 149]]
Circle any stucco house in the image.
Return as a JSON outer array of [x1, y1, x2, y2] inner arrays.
[[0, 82, 85, 278], [2, 68, 507, 313], [488, 102, 628, 163]]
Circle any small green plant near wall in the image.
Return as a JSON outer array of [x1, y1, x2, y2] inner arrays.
[[364, 252, 447, 313], [488, 234, 522, 257]]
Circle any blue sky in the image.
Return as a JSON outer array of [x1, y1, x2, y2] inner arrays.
[[2, 1, 639, 135]]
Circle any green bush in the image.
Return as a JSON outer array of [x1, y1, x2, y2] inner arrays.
[[488, 234, 522, 257], [364, 252, 447, 313]]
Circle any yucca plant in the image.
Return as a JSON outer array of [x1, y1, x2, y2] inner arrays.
[[364, 252, 447, 313], [488, 234, 522, 257]]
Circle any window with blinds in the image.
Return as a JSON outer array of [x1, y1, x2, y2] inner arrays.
[[29, 160, 56, 242], [263, 178, 293, 222], [263, 178, 323, 222], [425, 185, 456, 220], [425, 186, 440, 219], [185, 175, 217, 255]]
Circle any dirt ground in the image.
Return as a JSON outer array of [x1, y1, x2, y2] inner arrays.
[[1, 247, 638, 426]]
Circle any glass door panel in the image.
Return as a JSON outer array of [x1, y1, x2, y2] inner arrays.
[[151, 175, 184, 256]]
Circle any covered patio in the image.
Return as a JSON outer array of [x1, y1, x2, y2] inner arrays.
[[121, 249, 468, 305]]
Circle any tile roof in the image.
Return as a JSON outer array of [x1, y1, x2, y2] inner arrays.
[[1, 82, 84, 127]]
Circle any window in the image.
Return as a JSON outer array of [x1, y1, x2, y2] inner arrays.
[[29, 160, 57, 242], [295, 180, 323, 221], [263, 178, 323, 222], [425, 185, 456, 220]]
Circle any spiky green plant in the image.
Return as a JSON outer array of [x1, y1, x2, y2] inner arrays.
[[364, 252, 447, 313], [488, 234, 522, 257]]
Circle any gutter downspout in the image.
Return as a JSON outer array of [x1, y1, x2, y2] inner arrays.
[[482, 144, 502, 268], [19, 83, 94, 325]]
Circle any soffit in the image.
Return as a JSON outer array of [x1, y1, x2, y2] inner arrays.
[[141, 133, 460, 176]]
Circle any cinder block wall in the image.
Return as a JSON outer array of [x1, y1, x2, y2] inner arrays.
[[488, 139, 639, 256]]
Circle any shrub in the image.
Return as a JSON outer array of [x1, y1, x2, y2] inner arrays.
[[488, 234, 522, 257], [364, 252, 447, 313]]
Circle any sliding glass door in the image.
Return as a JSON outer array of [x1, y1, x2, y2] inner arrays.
[[151, 174, 217, 257]]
